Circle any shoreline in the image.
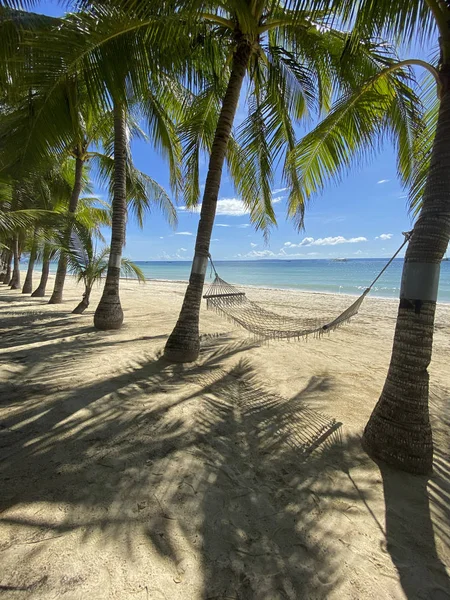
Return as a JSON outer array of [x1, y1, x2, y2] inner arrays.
[[14, 267, 450, 305], [125, 275, 450, 305]]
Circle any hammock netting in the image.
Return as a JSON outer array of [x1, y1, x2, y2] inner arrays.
[[202, 234, 410, 341], [204, 274, 370, 341]]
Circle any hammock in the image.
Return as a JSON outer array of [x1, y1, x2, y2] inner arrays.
[[203, 234, 410, 341]]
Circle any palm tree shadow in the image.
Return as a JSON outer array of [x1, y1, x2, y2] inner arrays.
[[2, 325, 448, 599], [142, 361, 351, 599], [374, 387, 450, 600], [378, 457, 450, 599]]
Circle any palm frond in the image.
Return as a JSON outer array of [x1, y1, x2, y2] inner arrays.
[[287, 65, 425, 228], [120, 257, 146, 281]]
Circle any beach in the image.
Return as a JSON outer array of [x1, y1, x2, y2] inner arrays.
[[1, 273, 449, 599]]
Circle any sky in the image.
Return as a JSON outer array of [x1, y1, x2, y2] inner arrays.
[[33, 2, 439, 261]]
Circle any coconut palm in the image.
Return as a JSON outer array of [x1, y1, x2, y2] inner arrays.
[[0, 74, 106, 302], [0, 7, 186, 325], [287, 0, 449, 474], [66, 230, 145, 314], [143, 0, 424, 363], [22, 227, 38, 293], [92, 106, 179, 329]]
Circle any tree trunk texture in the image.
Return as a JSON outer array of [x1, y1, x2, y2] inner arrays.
[[48, 155, 84, 304], [94, 101, 127, 330], [3, 251, 12, 284], [72, 285, 91, 314], [9, 236, 21, 290], [31, 248, 50, 297], [164, 39, 253, 363], [0, 250, 7, 282], [362, 68, 450, 475], [22, 231, 38, 294]]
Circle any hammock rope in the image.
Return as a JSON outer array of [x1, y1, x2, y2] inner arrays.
[[203, 232, 411, 341]]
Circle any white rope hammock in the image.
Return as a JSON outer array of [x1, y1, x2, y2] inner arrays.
[[203, 233, 411, 341]]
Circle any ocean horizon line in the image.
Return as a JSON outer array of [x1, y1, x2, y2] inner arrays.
[[20, 256, 450, 302], [132, 257, 406, 263]]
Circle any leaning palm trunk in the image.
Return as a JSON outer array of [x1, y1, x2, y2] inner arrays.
[[48, 156, 84, 304], [362, 69, 450, 475], [0, 249, 7, 282], [31, 245, 51, 297], [164, 39, 253, 362], [72, 284, 92, 314], [94, 101, 128, 330], [9, 236, 21, 289], [2, 251, 12, 284], [22, 229, 38, 294]]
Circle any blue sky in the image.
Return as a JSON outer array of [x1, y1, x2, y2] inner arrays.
[[34, 2, 438, 261]]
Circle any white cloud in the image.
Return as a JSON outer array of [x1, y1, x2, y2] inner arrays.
[[271, 196, 284, 204], [159, 236, 164, 239], [211, 238, 219, 242], [179, 198, 249, 216], [238, 224, 250, 228], [377, 179, 390, 184], [376, 233, 393, 240], [244, 250, 276, 258], [250, 242, 258, 248], [286, 236, 367, 247], [216, 224, 231, 227], [158, 249, 190, 260], [272, 187, 288, 194], [354, 250, 363, 255], [175, 231, 193, 236], [238, 247, 311, 259]]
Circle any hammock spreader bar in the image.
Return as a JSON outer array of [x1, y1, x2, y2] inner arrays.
[[203, 233, 411, 341]]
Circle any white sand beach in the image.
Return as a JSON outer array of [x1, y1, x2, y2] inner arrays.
[[1, 273, 449, 599]]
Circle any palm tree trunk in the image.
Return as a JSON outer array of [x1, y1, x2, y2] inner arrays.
[[94, 100, 127, 330], [48, 155, 84, 304], [9, 235, 21, 290], [22, 229, 38, 294], [31, 245, 51, 297], [0, 249, 8, 282], [362, 66, 450, 475], [2, 250, 12, 284], [164, 39, 253, 362], [72, 284, 91, 314]]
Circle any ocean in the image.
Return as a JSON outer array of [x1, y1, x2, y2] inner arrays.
[[25, 258, 450, 303]]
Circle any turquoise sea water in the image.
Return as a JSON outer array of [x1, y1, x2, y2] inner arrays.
[[30, 258, 450, 302]]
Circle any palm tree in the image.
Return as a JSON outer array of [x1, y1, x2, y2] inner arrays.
[[66, 230, 145, 314], [0, 7, 185, 324], [93, 99, 131, 328], [359, 2, 448, 475], [156, 0, 423, 362], [286, 0, 449, 473], [3, 251, 12, 284], [22, 227, 38, 293], [31, 243, 54, 297]]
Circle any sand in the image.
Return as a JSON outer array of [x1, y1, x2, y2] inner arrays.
[[0, 272, 449, 600]]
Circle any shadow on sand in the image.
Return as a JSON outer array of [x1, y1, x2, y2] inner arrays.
[[0, 291, 449, 599]]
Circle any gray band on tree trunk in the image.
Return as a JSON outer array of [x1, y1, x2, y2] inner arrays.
[[192, 254, 208, 276], [400, 261, 441, 302], [110, 254, 122, 269]]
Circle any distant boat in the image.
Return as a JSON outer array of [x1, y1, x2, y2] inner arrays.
[[332, 258, 348, 262], [442, 253, 449, 261]]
